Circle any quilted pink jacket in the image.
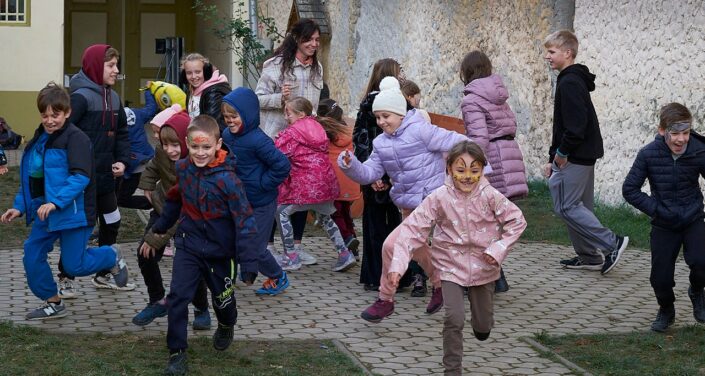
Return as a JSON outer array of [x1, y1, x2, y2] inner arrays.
[[275, 116, 340, 205], [462, 74, 528, 200], [389, 176, 526, 287]]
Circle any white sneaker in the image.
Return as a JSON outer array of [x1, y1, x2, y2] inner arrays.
[[294, 244, 317, 265], [58, 277, 77, 299], [92, 274, 136, 291]]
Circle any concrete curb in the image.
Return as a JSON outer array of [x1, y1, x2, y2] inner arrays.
[[521, 337, 594, 376], [331, 339, 375, 376]]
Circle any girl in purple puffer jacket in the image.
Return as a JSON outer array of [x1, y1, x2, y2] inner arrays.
[[460, 50, 529, 293], [339, 76, 475, 323]]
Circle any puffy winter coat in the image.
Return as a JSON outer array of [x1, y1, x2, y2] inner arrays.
[[389, 176, 526, 287], [341, 109, 468, 209], [186, 70, 231, 131], [275, 116, 339, 205], [124, 90, 158, 177], [462, 74, 528, 200]]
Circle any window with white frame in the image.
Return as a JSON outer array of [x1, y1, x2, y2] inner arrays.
[[0, 0, 29, 25]]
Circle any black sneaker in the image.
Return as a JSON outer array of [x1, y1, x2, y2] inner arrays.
[[213, 323, 234, 351], [410, 274, 427, 297], [651, 306, 675, 332], [602, 236, 629, 275], [561, 257, 602, 271], [164, 351, 187, 375], [688, 286, 705, 323]]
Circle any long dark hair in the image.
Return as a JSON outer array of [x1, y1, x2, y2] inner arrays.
[[362, 58, 402, 99], [272, 19, 322, 83], [317, 98, 348, 142]]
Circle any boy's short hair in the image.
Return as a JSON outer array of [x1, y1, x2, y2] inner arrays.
[[188, 115, 220, 140], [401, 80, 420, 98], [105, 47, 120, 62], [659, 103, 692, 130], [544, 30, 579, 58], [37, 82, 71, 113], [159, 125, 180, 145]]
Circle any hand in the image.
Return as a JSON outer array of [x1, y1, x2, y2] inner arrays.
[[144, 190, 153, 204], [37, 203, 56, 221], [339, 150, 352, 168], [481, 253, 498, 266], [542, 163, 552, 178], [387, 272, 401, 289], [281, 84, 293, 102], [1, 208, 20, 223], [139, 242, 157, 259], [0, 165, 7, 175], [371, 180, 389, 191], [554, 155, 567, 169], [112, 162, 126, 177]]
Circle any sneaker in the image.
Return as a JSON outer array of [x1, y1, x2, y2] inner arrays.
[[651, 306, 675, 332], [164, 351, 187, 376], [294, 244, 318, 265], [495, 269, 509, 293], [132, 301, 168, 326], [602, 236, 629, 275], [426, 287, 444, 314], [92, 274, 136, 291], [278, 251, 302, 271], [345, 236, 360, 260], [361, 299, 395, 323], [561, 256, 603, 271], [26, 301, 67, 320], [58, 277, 77, 299], [688, 286, 705, 323], [213, 323, 234, 351], [163, 238, 175, 257], [255, 271, 290, 296], [410, 274, 427, 297], [332, 249, 357, 272], [363, 284, 379, 292], [109, 244, 129, 287], [192, 309, 212, 330]]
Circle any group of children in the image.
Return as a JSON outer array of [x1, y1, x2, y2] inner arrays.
[[2, 23, 704, 375]]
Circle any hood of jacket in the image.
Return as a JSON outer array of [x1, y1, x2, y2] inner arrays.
[[222, 87, 259, 136], [463, 74, 509, 105], [558, 64, 596, 92], [161, 111, 191, 158], [287, 116, 329, 152], [387, 108, 424, 138], [81, 44, 110, 86]]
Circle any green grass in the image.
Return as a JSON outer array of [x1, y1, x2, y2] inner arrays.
[[534, 325, 705, 375], [516, 180, 652, 250], [0, 321, 365, 376]]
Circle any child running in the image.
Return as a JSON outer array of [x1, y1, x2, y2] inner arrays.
[[338, 76, 473, 322], [274, 96, 357, 272], [387, 141, 526, 374], [221, 87, 292, 295], [0, 82, 129, 320], [152, 115, 256, 375]]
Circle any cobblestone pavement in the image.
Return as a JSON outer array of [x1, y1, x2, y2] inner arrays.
[[0, 239, 698, 375]]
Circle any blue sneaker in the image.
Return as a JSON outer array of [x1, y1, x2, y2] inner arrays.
[[332, 249, 357, 272], [132, 302, 168, 326], [192, 309, 211, 330], [255, 271, 290, 296]]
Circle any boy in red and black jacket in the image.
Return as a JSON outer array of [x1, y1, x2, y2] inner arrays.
[[151, 115, 257, 375]]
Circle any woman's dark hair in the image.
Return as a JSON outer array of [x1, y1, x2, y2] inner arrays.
[[272, 18, 322, 83], [446, 141, 487, 171], [317, 98, 343, 122], [362, 58, 402, 99], [459, 50, 492, 85]]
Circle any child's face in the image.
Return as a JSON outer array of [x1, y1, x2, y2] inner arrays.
[[187, 130, 222, 167], [162, 141, 182, 161], [150, 124, 160, 141], [658, 124, 691, 155], [543, 45, 572, 71], [284, 105, 306, 125], [374, 111, 404, 135], [407, 93, 421, 108], [184, 60, 205, 89], [223, 106, 244, 134], [449, 153, 483, 192], [40, 106, 71, 134], [103, 57, 119, 86]]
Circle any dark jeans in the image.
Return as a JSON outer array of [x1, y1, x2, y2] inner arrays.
[[244, 201, 282, 280], [115, 174, 152, 210], [650, 220, 705, 308]]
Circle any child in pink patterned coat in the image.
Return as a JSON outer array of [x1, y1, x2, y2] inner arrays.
[[387, 140, 526, 375], [274, 97, 356, 273]]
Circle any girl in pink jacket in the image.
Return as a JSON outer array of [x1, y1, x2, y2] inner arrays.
[[274, 97, 357, 273], [388, 141, 526, 375]]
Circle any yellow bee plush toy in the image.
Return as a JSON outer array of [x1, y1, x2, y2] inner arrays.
[[145, 81, 186, 110]]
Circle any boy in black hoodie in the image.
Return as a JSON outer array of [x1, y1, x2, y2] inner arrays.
[[542, 30, 628, 275]]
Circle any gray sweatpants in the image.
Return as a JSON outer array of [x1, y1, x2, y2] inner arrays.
[[548, 162, 616, 264]]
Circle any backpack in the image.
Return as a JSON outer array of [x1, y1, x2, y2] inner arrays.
[[0, 117, 23, 149]]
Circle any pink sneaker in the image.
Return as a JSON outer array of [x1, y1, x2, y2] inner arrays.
[[361, 299, 394, 323], [426, 287, 443, 314]]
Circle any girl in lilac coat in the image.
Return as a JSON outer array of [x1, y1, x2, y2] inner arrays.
[[460, 50, 529, 293], [339, 77, 474, 323]]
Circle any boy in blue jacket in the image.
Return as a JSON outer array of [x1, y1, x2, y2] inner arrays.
[[221, 87, 291, 295], [0, 83, 129, 320], [623, 102, 705, 332], [152, 115, 257, 375]]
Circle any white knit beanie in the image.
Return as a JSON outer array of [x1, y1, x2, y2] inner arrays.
[[372, 76, 407, 116]]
